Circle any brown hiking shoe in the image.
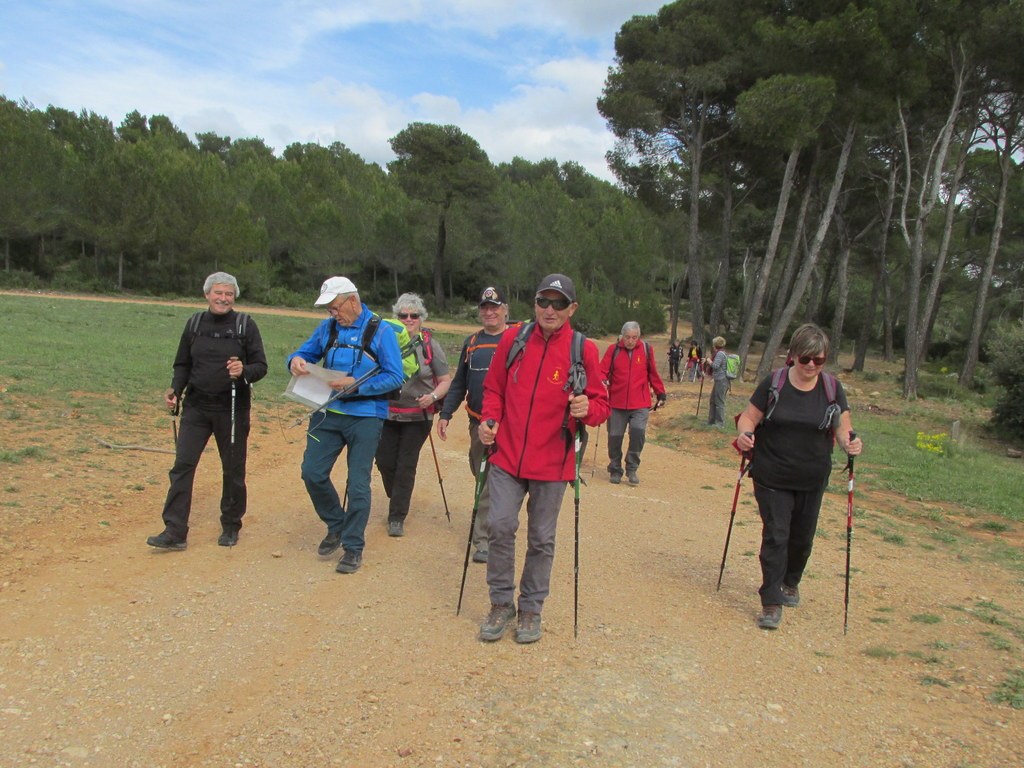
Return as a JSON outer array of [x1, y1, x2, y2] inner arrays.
[[781, 585, 800, 607], [514, 611, 542, 644], [479, 604, 516, 642], [757, 605, 783, 630]]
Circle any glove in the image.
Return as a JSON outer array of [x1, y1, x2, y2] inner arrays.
[[656, 393, 667, 406]]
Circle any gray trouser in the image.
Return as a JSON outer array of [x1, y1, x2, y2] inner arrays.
[[606, 407, 649, 475], [486, 464, 568, 614], [467, 418, 490, 552], [708, 378, 728, 426]]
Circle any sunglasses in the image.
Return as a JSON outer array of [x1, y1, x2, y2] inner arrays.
[[535, 296, 571, 310], [397, 312, 421, 320], [797, 355, 826, 366]]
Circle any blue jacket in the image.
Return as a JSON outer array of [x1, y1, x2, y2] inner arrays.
[[287, 305, 405, 418]]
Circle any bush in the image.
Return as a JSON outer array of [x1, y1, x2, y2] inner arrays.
[[988, 324, 1024, 441]]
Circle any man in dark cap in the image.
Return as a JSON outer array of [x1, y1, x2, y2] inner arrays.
[[437, 285, 514, 564], [476, 274, 609, 644]]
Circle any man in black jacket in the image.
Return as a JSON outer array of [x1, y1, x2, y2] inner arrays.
[[148, 272, 268, 550]]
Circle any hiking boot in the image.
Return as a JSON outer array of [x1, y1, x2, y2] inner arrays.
[[472, 548, 488, 563], [781, 585, 800, 608], [318, 531, 342, 556], [335, 549, 362, 574], [514, 612, 542, 644], [388, 520, 404, 537], [627, 471, 640, 486], [757, 605, 783, 630], [217, 530, 239, 547], [147, 530, 187, 550], [609, 473, 622, 485], [479, 603, 516, 642]]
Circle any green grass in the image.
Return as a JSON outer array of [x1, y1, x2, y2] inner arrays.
[[990, 669, 1024, 708], [854, 411, 1023, 522], [863, 645, 900, 659], [910, 613, 942, 625]]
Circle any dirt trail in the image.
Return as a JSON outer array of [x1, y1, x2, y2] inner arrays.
[[1, 292, 1022, 767]]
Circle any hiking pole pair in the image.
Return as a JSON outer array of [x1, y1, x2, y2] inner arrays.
[[843, 431, 857, 635], [457, 419, 495, 616], [717, 436, 752, 591]]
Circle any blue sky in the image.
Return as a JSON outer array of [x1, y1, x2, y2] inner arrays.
[[0, 1, 666, 181]]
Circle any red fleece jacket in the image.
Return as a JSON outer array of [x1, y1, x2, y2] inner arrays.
[[600, 340, 666, 410]]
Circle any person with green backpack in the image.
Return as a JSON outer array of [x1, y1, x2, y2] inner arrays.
[[707, 336, 729, 427], [374, 293, 451, 538]]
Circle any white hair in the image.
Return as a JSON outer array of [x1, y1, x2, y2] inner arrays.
[[204, 271, 240, 297]]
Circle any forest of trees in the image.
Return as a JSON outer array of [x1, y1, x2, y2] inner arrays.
[[2, 0, 1024, 403]]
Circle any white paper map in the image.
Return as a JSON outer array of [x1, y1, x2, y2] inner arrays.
[[283, 366, 347, 409]]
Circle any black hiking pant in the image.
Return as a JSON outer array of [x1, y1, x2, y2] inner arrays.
[[754, 482, 826, 607]]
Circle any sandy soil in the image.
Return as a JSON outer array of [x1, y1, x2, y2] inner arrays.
[[1, 293, 1022, 767]]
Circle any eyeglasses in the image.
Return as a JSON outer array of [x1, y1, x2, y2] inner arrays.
[[535, 296, 571, 310], [326, 296, 352, 315], [797, 355, 826, 366], [397, 312, 420, 320]]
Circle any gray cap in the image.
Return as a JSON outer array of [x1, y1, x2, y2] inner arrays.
[[535, 273, 576, 302]]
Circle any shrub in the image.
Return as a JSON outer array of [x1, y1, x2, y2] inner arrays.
[[988, 324, 1024, 442]]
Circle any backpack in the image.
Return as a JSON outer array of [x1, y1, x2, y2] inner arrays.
[[725, 353, 741, 380], [764, 367, 841, 442], [187, 311, 249, 344], [325, 314, 420, 399]]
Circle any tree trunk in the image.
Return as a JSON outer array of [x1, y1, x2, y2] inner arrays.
[[4, 237, 9, 272], [117, 251, 125, 291], [829, 241, 851, 366], [756, 123, 857, 382], [433, 205, 448, 308], [960, 148, 1012, 388], [853, 259, 882, 371], [686, 107, 707, 347], [736, 142, 800, 376], [708, 179, 734, 336]]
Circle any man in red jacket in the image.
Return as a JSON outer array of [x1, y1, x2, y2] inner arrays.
[[600, 321, 666, 486], [477, 273, 610, 644]]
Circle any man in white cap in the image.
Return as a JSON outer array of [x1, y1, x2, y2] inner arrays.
[[288, 277, 405, 574]]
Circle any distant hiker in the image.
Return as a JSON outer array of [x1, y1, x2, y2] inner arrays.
[[287, 277, 405, 574], [437, 285, 512, 563], [374, 293, 451, 538], [477, 274, 609, 644], [686, 341, 703, 382], [735, 323, 862, 630], [148, 272, 268, 551], [600, 321, 666, 486], [706, 336, 729, 427], [667, 341, 683, 382]]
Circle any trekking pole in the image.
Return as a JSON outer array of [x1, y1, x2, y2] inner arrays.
[[589, 422, 600, 477], [229, 358, 238, 510], [717, 439, 752, 591], [695, 371, 705, 417], [170, 391, 181, 446], [457, 419, 494, 616], [574, 424, 586, 640], [426, 427, 451, 523], [843, 431, 857, 635]]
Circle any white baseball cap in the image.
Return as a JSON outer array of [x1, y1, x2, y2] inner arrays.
[[314, 276, 358, 306]]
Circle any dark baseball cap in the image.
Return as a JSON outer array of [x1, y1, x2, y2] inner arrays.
[[535, 273, 576, 302], [478, 286, 506, 306]]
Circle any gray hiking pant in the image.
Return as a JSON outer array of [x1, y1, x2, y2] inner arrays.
[[486, 464, 568, 615], [606, 407, 649, 476]]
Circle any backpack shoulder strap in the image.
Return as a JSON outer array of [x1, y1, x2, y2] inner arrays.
[[236, 312, 248, 338], [566, 331, 587, 395], [505, 322, 534, 370], [420, 328, 433, 366], [187, 311, 204, 341], [764, 367, 788, 423]]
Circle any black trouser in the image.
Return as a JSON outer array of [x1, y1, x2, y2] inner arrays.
[[374, 419, 433, 523], [669, 359, 680, 380], [754, 482, 826, 607], [161, 399, 250, 540]]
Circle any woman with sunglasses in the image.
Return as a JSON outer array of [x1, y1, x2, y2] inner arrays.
[[735, 323, 863, 630], [374, 293, 451, 538]]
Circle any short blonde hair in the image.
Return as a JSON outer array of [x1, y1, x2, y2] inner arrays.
[[712, 336, 726, 349]]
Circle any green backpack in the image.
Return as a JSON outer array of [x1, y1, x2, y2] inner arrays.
[[725, 353, 741, 380], [326, 314, 420, 395]]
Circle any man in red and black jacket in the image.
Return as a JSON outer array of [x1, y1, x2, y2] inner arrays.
[[477, 274, 609, 645], [600, 321, 666, 486]]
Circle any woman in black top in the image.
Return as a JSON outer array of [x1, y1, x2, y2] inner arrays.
[[735, 324, 862, 630]]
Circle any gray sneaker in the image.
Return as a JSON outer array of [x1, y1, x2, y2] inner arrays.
[[757, 605, 783, 630], [479, 603, 516, 642], [781, 585, 800, 608], [388, 520, 404, 537], [472, 548, 488, 563], [626, 471, 640, 486], [609, 473, 622, 485], [514, 611, 542, 644], [335, 549, 362, 574]]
